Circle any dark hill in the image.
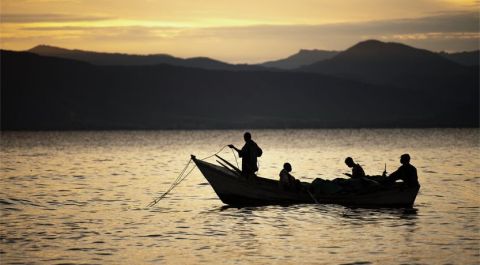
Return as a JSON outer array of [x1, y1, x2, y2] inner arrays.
[[439, 50, 479, 66], [1, 50, 478, 130], [28, 45, 266, 71], [260, 49, 339, 69], [298, 40, 470, 87]]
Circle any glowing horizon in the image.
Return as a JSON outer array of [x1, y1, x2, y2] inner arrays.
[[1, 0, 478, 63]]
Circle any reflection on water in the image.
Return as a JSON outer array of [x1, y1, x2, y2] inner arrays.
[[0, 129, 479, 264]]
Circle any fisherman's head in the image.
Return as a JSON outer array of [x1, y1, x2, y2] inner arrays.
[[345, 157, 355, 167], [243, 132, 252, 142], [283, 162, 292, 172], [400, 154, 410, 165]]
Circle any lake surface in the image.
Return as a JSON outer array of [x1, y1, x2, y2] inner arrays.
[[1, 129, 479, 265]]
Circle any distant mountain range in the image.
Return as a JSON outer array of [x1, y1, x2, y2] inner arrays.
[[29, 44, 478, 70], [260, 49, 339, 69], [439, 50, 479, 66], [2, 40, 478, 130], [28, 45, 268, 71], [258, 47, 477, 70], [27, 45, 480, 71], [298, 40, 476, 88]]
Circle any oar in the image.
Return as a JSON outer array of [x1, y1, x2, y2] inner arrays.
[[215, 154, 242, 175], [216, 160, 241, 177]]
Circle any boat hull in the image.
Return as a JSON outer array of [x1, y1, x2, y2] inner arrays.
[[193, 157, 419, 208]]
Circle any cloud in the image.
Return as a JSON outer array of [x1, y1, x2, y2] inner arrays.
[[197, 11, 479, 38], [3, 11, 478, 62], [388, 32, 479, 41], [19, 11, 478, 35], [357, 11, 479, 34], [0, 13, 112, 23]]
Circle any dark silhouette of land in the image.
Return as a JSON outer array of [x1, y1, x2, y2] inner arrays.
[[298, 40, 476, 86], [28, 45, 268, 71], [260, 49, 339, 69], [259, 47, 478, 70], [438, 50, 479, 66], [30, 45, 478, 70], [2, 39, 478, 130]]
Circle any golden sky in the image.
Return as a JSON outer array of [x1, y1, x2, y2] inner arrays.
[[1, 0, 479, 62]]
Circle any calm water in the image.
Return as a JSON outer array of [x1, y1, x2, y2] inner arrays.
[[0, 129, 479, 265]]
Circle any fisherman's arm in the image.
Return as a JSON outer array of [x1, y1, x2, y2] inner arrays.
[[388, 168, 401, 181], [228, 144, 244, 156]]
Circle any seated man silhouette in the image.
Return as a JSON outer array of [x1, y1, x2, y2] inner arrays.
[[228, 132, 262, 178], [344, 157, 366, 179], [386, 154, 420, 188], [279, 163, 301, 191]]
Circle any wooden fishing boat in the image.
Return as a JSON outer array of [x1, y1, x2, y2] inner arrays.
[[191, 155, 419, 208]]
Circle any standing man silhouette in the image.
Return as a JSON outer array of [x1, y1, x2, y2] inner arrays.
[[229, 132, 262, 178]]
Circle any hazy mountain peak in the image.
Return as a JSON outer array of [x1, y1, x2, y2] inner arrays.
[[29, 44, 175, 58], [29, 44, 74, 54], [298, 49, 323, 54], [260, 49, 339, 69], [353, 39, 384, 47], [341, 39, 420, 57], [187, 56, 223, 62], [299, 39, 465, 86]]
